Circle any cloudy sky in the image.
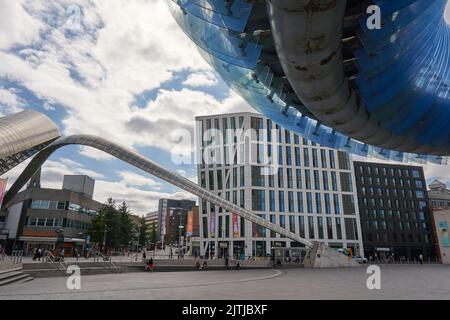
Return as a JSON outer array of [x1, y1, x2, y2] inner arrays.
[[0, 0, 449, 216]]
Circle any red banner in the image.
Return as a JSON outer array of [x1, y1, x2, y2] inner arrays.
[[232, 214, 239, 238], [186, 211, 194, 236], [0, 178, 7, 208]]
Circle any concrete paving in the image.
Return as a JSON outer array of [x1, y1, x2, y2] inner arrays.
[[0, 265, 449, 300]]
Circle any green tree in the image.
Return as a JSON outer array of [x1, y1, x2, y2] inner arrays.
[[89, 199, 134, 251], [118, 201, 133, 247], [138, 217, 149, 246], [150, 222, 157, 245]]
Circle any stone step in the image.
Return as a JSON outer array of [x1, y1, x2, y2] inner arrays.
[[0, 267, 22, 275], [20, 276, 34, 284], [0, 271, 24, 282], [0, 273, 30, 287]]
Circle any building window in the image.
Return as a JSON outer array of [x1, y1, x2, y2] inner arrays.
[[297, 192, 304, 213], [251, 166, 265, 187], [308, 216, 315, 239], [287, 168, 293, 189], [317, 217, 324, 239], [342, 195, 356, 215], [295, 147, 301, 166], [323, 172, 329, 191], [288, 191, 295, 213], [337, 151, 350, 170], [325, 194, 331, 214], [306, 192, 313, 213], [305, 170, 311, 189], [296, 169, 302, 189], [240, 166, 245, 187], [299, 216, 305, 238], [279, 191, 285, 212], [289, 215, 295, 233], [329, 151, 336, 169], [335, 218, 342, 239], [314, 170, 320, 190], [331, 172, 338, 191], [269, 191, 275, 212], [315, 193, 322, 214], [333, 194, 341, 214], [312, 149, 319, 168], [251, 190, 266, 212], [326, 217, 333, 239], [286, 147, 292, 166], [303, 148, 310, 167]]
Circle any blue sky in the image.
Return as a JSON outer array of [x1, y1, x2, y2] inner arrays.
[[0, 0, 449, 216]]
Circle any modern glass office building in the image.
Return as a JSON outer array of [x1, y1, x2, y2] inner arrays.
[[354, 161, 437, 261], [196, 112, 364, 259]]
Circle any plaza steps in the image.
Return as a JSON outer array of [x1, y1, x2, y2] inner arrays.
[[21, 259, 273, 278], [0, 267, 34, 287]]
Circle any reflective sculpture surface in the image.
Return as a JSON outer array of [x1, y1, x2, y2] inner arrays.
[[167, 0, 450, 164]]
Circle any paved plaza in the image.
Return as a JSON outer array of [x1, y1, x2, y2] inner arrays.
[[0, 265, 449, 300]]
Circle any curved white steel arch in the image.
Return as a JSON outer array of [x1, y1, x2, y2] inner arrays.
[[3, 134, 313, 248]]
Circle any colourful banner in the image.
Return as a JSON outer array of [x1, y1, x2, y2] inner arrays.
[[209, 212, 216, 238], [0, 178, 7, 208], [186, 211, 194, 236], [232, 214, 239, 238]]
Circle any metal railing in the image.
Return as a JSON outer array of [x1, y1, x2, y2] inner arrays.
[[96, 252, 120, 272], [11, 251, 23, 264], [44, 251, 67, 271]]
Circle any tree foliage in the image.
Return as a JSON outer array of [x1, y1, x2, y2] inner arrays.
[[89, 198, 134, 250]]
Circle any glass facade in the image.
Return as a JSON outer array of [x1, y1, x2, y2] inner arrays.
[[197, 113, 363, 258]]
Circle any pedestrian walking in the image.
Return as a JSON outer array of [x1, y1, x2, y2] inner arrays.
[[42, 248, 48, 263], [37, 247, 42, 261], [419, 254, 424, 265], [143, 250, 147, 260]]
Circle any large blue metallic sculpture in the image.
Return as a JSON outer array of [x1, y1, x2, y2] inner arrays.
[[167, 0, 450, 164]]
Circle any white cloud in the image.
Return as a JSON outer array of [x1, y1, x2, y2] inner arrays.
[[183, 70, 219, 88], [79, 146, 114, 161], [1, 156, 195, 216], [93, 180, 196, 216], [117, 170, 163, 190], [0, 0, 253, 215], [0, 87, 25, 116], [0, 0, 44, 50]]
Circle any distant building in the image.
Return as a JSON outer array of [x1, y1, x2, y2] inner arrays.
[[432, 209, 450, 264], [157, 199, 196, 244], [354, 161, 437, 261], [145, 211, 158, 230], [2, 171, 101, 256], [62, 175, 95, 199], [428, 180, 450, 210], [164, 208, 189, 246]]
